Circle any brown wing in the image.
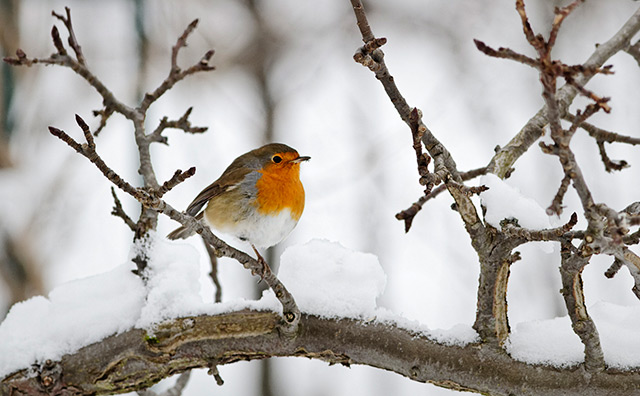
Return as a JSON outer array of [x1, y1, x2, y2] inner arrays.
[[184, 167, 251, 216], [166, 212, 204, 240]]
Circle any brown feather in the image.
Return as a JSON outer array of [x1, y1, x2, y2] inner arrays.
[[167, 212, 204, 240], [184, 167, 251, 216]]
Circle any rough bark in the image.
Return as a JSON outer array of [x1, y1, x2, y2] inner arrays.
[[2, 310, 640, 396]]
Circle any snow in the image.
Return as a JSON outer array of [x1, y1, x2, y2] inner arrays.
[[0, 264, 145, 376], [506, 315, 583, 367], [479, 173, 553, 230], [136, 237, 206, 328], [429, 324, 480, 346], [507, 302, 640, 368], [1, 236, 640, 379], [268, 239, 387, 319]]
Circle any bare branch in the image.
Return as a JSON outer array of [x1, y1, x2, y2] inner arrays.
[[624, 39, 640, 67], [49, 118, 142, 200], [207, 362, 224, 386], [548, 0, 585, 49], [149, 107, 208, 144], [156, 167, 196, 198], [596, 140, 629, 172], [396, 166, 487, 232], [559, 243, 605, 372], [204, 240, 223, 303], [409, 108, 436, 187], [92, 106, 115, 137], [473, 39, 540, 68], [350, 0, 375, 43], [140, 20, 215, 111], [564, 113, 640, 145], [349, 0, 460, 182], [52, 7, 86, 65], [502, 212, 578, 242], [110, 187, 136, 232]]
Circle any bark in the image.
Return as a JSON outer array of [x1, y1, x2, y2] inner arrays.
[[2, 310, 640, 396]]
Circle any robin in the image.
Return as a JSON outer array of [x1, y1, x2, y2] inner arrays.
[[167, 143, 310, 274]]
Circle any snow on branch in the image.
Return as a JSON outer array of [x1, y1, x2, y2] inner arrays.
[[4, 310, 640, 396]]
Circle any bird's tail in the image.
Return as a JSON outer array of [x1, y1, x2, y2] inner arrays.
[[166, 212, 203, 240]]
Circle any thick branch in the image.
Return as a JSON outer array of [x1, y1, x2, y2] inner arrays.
[[560, 243, 605, 372], [624, 39, 640, 67], [4, 310, 640, 396]]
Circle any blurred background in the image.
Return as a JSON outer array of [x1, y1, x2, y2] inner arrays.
[[1, 0, 639, 394]]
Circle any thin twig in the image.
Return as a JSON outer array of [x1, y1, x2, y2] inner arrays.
[[140, 20, 215, 112], [395, 166, 488, 232], [563, 113, 640, 145], [547, 174, 571, 216], [92, 106, 115, 136], [157, 167, 196, 198], [149, 107, 208, 144], [502, 212, 578, 241], [52, 7, 85, 65], [596, 140, 628, 172], [204, 239, 223, 303], [110, 187, 136, 232], [207, 360, 224, 386]]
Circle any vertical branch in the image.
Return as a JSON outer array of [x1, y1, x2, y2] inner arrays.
[[559, 242, 605, 372], [203, 239, 222, 303], [471, 232, 520, 346]]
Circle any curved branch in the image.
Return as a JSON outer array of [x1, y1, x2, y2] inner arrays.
[[3, 310, 640, 396]]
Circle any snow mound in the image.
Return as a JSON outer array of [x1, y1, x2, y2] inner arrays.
[[267, 239, 387, 319]]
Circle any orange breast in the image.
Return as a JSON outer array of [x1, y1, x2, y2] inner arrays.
[[254, 161, 305, 220]]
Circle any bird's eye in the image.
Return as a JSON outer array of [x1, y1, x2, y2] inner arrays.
[[272, 155, 282, 163]]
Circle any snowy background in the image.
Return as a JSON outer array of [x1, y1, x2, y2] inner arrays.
[[1, 0, 640, 395]]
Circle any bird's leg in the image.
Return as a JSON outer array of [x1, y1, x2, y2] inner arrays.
[[251, 244, 271, 282]]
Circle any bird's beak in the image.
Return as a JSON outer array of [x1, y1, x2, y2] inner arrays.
[[291, 155, 310, 163]]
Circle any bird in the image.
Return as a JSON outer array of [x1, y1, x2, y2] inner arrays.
[[167, 143, 310, 277]]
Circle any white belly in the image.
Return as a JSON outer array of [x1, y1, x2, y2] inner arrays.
[[210, 208, 299, 249]]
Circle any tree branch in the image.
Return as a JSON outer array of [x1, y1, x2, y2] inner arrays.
[[110, 187, 136, 232], [139, 20, 215, 112], [349, 0, 460, 183], [3, 310, 640, 396], [560, 242, 605, 372], [396, 166, 487, 233], [149, 107, 208, 145]]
